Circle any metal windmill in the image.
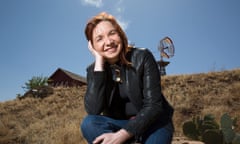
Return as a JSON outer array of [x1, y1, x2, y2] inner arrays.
[[157, 37, 175, 76]]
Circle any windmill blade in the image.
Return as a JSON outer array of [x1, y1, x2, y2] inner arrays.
[[160, 37, 175, 58], [161, 51, 170, 59], [158, 39, 164, 51]]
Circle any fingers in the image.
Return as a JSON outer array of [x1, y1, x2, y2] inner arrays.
[[88, 41, 94, 53], [88, 41, 93, 49], [88, 41, 99, 56], [93, 134, 104, 144]]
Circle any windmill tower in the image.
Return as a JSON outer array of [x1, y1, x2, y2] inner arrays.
[[157, 37, 175, 76]]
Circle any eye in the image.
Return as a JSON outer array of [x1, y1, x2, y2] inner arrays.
[[109, 30, 117, 36], [95, 36, 102, 42]]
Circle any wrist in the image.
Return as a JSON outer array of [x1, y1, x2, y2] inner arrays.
[[94, 59, 104, 71], [118, 129, 133, 140]]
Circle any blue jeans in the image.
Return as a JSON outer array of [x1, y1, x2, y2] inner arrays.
[[80, 115, 173, 144]]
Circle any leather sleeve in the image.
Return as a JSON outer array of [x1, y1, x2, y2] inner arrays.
[[84, 64, 107, 114], [123, 49, 171, 137]]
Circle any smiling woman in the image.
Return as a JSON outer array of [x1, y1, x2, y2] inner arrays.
[[91, 21, 122, 64], [80, 12, 174, 144]]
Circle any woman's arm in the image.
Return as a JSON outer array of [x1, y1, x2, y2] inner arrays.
[[84, 66, 107, 114], [84, 41, 107, 114], [124, 48, 166, 136]]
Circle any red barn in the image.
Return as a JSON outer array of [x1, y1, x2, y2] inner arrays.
[[48, 68, 86, 87]]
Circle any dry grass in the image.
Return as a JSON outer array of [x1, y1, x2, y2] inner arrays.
[[161, 68, 240, 136], [0, 87, 87, 144], [0, 68, 240, 144]]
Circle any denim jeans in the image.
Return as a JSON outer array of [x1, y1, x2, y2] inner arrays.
[[80, 115, 173, 144]]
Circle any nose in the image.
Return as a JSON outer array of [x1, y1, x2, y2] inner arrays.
[[105, 37, 114, 46]]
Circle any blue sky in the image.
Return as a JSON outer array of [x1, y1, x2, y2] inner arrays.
[[0, 0, 240, 102]]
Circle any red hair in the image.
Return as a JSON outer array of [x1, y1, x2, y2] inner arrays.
[[85, 12, 132, 66]]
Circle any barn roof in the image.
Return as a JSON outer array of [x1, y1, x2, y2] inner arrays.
[[49, 68, 86, 84]]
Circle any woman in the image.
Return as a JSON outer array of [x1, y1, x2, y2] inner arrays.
[[81, 12, 174, 144]]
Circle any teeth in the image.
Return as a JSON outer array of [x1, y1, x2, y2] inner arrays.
[[105, 46, 117, 51]]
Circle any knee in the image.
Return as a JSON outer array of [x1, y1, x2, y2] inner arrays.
[[80, 115, 97, 132], [80, 115, 101, 143]]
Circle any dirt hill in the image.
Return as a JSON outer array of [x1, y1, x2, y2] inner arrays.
[[0, 68, 240, 144]]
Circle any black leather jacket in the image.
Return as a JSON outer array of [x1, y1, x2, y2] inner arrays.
[[84, 47, 174, 137]]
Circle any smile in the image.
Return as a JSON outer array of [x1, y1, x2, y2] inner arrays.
[[104, 44, 118, 52], [105, 47, 117, 53]]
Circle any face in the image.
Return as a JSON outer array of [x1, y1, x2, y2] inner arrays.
[[92, 21, 122, 64]]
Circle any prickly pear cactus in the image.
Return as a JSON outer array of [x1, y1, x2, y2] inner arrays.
[[221, 113, 233, 128], [182, 114, 220, 141], [203, 114, 215, 121], [221, 113, 236, 143], [202, 129, 224, 144], [182, 121, 199, 140], [232, 133, 240, 144], [183, 113, 240, 144], [199, 120, 219, 135]]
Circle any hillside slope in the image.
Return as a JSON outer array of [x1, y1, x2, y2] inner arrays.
[[0, 69, 240, 144]]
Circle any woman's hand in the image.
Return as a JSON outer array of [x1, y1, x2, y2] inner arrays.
[[88, 41, 105, 71], [93, 129, 132, 144]]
